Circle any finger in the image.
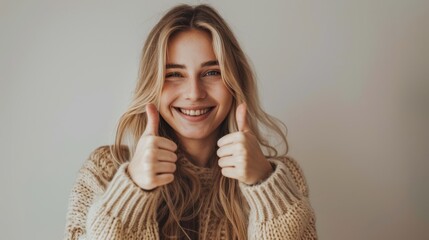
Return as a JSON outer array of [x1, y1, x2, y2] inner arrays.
[[154, 149, 177, 162], [236, 103, 250, 132], [218, 156, 237, 168], [154, 162, 177, 174], [217, 132, 245, 147], [220, 167, 237, 179], [153, 173, 174, 186], [154, 137, 178, 152], [217, 144, 243, 158], [143, 103, 159, 136]]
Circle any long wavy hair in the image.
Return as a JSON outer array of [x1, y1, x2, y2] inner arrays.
[[111, 4, 289, 239]]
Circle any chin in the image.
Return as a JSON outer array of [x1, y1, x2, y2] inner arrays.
[[178, 132, 209, 140], [176, 129, 215, 141]]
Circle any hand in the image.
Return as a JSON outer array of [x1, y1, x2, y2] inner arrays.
[[127, 103, 178, 191], [217, 103, 273, 185]]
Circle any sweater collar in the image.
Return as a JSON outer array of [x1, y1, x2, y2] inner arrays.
[[177, 152, 215, 176]]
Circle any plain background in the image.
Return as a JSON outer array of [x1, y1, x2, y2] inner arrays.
[[1, 0, 428, 239]]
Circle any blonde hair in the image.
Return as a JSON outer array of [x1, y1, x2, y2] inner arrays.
[[111, 4, 289, 239]]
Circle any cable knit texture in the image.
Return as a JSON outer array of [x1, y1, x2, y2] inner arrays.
[[64, 146, 317, 239]]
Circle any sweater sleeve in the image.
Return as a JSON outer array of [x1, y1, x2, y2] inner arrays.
[[64, 146, 160, 240], [239, 156, 317, 240]]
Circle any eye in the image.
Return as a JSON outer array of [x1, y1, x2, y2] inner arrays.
[[165, 72, 182, 78], [203, 70, 221, 77]]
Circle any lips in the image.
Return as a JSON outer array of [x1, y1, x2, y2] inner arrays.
[[174, 107, 214, 117]]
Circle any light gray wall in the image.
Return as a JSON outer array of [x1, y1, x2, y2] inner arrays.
[[1, 0, 428, 239]]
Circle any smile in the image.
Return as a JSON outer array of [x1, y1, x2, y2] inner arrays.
[[178, 107, 213, 116]]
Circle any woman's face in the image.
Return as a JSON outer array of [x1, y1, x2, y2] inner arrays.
[[159, 29, 233, 145]]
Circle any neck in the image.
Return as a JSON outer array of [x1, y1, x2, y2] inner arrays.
[[179, 135, 217, 168]]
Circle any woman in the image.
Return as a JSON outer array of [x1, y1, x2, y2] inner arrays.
[[64, 4, 317, 240]]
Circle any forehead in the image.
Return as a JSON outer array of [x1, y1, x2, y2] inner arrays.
[[166, 29, 216, 64]]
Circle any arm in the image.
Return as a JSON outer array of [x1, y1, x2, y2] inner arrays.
[[239, 156, 317, 240], [64, 146, 160, 240]]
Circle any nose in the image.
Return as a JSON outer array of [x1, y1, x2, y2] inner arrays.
[[185, 75, 207, 100]]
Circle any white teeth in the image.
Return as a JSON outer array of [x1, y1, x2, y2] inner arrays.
[[180, 108, 210, 116]]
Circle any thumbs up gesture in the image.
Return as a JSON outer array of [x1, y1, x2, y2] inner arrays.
[[127, 103, 178, 191], [217, 103, 273, 185]]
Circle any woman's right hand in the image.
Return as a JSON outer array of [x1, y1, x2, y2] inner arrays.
[[127, 103, 178, 191]]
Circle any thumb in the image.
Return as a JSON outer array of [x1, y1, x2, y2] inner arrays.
[[143, 103, 159, 136], [236, 103, 250, 132]]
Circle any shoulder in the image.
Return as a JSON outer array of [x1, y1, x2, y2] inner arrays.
[[274, 156, 310, 198], [82, 145, 129, 184]]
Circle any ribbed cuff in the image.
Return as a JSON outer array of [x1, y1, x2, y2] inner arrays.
[[239, 159, 303, 222], [98, 162, 160, 229]]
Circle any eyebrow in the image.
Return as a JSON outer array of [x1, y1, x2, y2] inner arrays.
[[165, 60, 219, 69]]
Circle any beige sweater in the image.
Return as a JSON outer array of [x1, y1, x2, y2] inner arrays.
[[64, 146, 317, 239]]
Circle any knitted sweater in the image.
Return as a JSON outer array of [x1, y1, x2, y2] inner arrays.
[[64, 146, 317, 239]]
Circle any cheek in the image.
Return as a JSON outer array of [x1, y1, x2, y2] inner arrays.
[[160, 84, 176, 102], [218, 87, 233, 107], [159, 87, 175, 114], [209, 83, 231, 99]]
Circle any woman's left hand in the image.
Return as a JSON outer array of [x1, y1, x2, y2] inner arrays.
[[217, 103, 273, 185]]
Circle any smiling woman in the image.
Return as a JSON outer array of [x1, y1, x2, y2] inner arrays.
[[64, 4, 317, 240]]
